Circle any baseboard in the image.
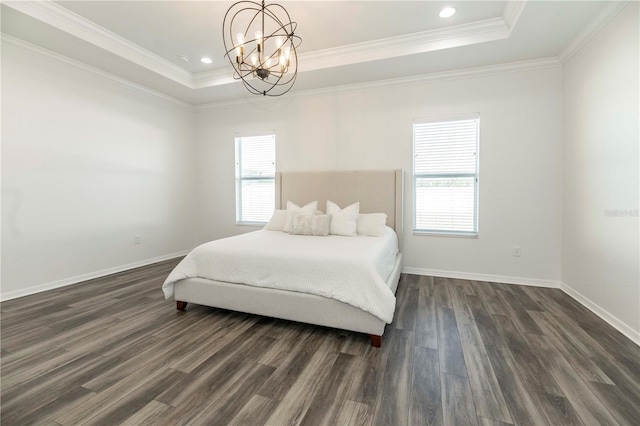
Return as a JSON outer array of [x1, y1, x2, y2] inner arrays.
[[400, 266, 639, 347], [402, 267, 561, 288], [0, 250, 191, 302], [5, 258, 637, 346], [559, 281, 640, 347]]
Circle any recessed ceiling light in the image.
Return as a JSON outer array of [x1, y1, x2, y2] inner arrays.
[[178, 55, 190, 62], [200, 57, 213, 64], [439, 7, 456, 18]]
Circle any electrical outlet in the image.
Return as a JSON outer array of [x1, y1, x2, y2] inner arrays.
[[512, 246, 521, 257], [134, 234, 141, 244]]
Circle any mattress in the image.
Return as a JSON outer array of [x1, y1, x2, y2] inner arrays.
[[163, 227, 399, 323]]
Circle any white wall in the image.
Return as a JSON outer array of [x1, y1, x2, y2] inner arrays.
[[4, 6, 635, 342], [562, 3, 640, 337], [1, 42, 198, 299], [195, 66, 563, 284]]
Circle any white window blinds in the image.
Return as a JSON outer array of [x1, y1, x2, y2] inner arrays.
[[235, 134, 276, 224], [413, 116, 479, 235]]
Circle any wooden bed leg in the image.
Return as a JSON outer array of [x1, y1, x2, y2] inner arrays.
[[370, 334, 382, 348], [176, 301, 188, 311]]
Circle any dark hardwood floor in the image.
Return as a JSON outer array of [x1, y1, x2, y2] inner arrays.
[[2, 258, 640, 425]]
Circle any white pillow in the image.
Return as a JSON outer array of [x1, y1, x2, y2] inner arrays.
[[283, 201, 318, 233], [264, 210, 287, 231], [326, 200, 359, 236], [356, 213, 387, 236]]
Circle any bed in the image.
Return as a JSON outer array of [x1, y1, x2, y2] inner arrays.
[[163, 169, 403, 347]]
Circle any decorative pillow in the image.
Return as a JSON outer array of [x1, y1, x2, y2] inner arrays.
[[356, 213, 388, 236], [283, 201, 318, 233], [326, 200, 359, 236], [264, 210, 287, 231], [290, 213, 331, 236]]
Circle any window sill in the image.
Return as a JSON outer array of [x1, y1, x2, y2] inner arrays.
[[413, 231, 478, 239], [236, 222, 266, 227]]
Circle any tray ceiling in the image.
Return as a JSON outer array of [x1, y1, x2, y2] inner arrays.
[[1, 1, 615, 105]]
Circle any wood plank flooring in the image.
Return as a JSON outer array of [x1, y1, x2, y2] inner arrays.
[[2, 259, 640, 425]]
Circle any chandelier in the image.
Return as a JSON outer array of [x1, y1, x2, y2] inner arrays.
[[222, 0, 302, 97]]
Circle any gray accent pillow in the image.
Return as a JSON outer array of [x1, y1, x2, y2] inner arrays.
[[290, 213, 331, 236]]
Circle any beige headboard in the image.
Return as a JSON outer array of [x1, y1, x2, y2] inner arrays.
[[276, 169, 403, 236]]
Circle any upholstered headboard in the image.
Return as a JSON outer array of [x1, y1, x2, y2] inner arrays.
[[275, 169, 403, 237]]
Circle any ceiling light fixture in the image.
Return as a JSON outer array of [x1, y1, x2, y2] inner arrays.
[[223, 0, 302, 96], [200, 57, 213, 64], [439, 7, 456, 18], [178, 55, 190, 62]]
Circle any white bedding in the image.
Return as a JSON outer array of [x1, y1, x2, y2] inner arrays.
[[163, 227, 399, 323]]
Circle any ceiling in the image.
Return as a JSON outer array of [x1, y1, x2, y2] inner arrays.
[[1, 1, 613, 105]]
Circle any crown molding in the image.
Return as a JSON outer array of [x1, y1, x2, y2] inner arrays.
[[1, 33, 193, 110], [0, 28, 561, 110], [195, 57, 561, 110], [193, 18, 511, 84], [191, 68, 236, 89], [4, 28, 558, 111], [558, 0, 630, 64], [3, 0, 194, 87], [298, 17, 511, 73], [192, 14, 510, 89], [503, 0, 528, 31], [190, 14, 516, 87], [19, 0, 523, 91]]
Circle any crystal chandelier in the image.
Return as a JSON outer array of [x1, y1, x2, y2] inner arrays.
[[222, 0, 302, 96]]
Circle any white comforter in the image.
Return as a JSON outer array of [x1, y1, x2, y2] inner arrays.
[[163, 227, 399, 323]]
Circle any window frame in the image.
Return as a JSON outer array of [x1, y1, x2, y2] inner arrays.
[[412, 114, 480, 237], [234, 132, 276, 226]]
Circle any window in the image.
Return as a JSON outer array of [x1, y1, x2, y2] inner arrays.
[[235, 133, 276, 224], [413, 115, 479, 236]]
